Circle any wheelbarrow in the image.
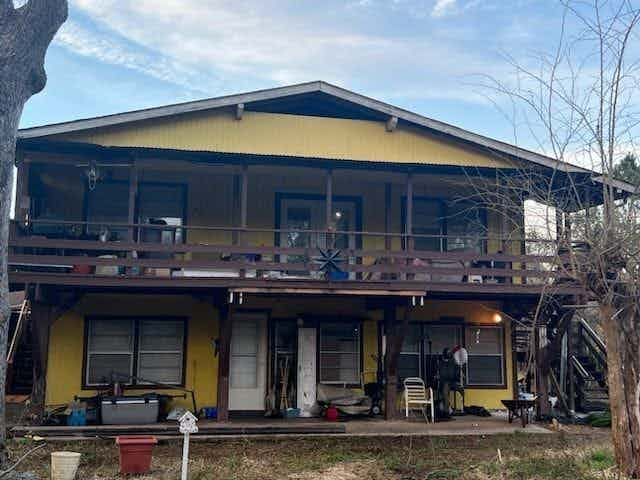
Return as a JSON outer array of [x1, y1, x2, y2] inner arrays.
[[501, 399, 536, 428]]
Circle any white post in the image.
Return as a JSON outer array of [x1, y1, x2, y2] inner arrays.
[[179, 411, 198, 480], [181, 432, 190, 480]]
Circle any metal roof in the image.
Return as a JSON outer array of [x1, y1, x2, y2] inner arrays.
[[18, 80, 637, 194]]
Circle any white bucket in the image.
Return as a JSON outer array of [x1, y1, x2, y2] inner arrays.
[[51, 451, 81, 480]]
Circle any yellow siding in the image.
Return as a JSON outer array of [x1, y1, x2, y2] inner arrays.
[[46, 294, 510, 412], [46, 294, 219, 410], [404, 300, 513, 410], [54, 110, 514, 169]]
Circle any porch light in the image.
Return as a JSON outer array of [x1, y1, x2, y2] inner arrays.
[[493, 313, 503, 323], [334, 211, 343, 219]]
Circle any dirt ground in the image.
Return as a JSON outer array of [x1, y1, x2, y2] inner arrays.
[[6, 428, 618, 480]]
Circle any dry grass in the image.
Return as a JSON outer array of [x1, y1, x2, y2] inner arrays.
[[7, 432, 615, 479]]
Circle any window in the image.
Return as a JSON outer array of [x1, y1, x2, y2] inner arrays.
[[138, 183, 186, 245], [320, 323, 360, 385], [465, 326, 504, 386], [86, 181, 129, 240], [85, 317, 185, 386], [413, 199, 444, 251], [86, 318, 134, 385], [399, 324, 421, 381], [446, 201, 486, 253], [137, 320, 185, 384]]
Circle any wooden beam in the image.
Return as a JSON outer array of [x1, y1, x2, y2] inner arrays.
[[384, 183, 392, 252], [235, 103, 245, 120], [128, 163, 138, 242], [386, 116, 398, 132], [405, 172, 414, 258], [383, 301, 410, 420], [326, 169, 333, 229], [30, 302, 52, 421], [216, 304, 231, 422], [240, 165, 248, 232], [14, 151, 30, 224]]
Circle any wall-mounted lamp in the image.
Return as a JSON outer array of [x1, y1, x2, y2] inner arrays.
[[493, 313, 503, 323]]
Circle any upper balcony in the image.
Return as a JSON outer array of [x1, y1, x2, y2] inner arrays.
[[8, 152, 580, 298]]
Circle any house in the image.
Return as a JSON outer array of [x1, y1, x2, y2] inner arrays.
[[8, 81, 629, 423]]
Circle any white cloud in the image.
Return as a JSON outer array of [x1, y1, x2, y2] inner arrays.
[[432, 0, 457, 17], [55, 20, 218, 95], [59, 0, 516, 105]]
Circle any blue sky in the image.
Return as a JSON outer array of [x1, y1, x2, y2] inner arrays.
[[22, 0, 575, 151]]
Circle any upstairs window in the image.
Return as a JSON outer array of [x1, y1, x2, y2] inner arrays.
[[445, 201, 486, 253]]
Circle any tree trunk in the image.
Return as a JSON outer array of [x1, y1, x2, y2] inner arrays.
[[384, 303, 410, 420], [0, 0, 68, 466], [0, 105, 21, 463], [601, 304, 640, 478]]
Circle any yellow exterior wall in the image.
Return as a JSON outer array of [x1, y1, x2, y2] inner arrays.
[[404, 300, 512, 410], [46, 294, 511, 412], [46, 294, 220, 411], [53, 110, 514, 169]]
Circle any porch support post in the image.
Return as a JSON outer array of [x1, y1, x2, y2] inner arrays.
[[240, 164, 248, 235], [325, 169, 333, 229], [128, 162, 138, 243], [14, 150, 30, 224], [384, 182, 392, 252], [405, 172, 413, 252], [383, 300, 410, 420], [216, 304, 231, 422], [30, 300, 52, 421]]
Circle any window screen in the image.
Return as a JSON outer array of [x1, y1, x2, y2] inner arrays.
[[86, 318, 134, 385], [446, 201, 486, 253], [465, 326, 504, 385], [86, 182, 129, 240], [320, 323, 360, 385], [399, 324, 421, 381], [138, 184, 186, 244], [137, 320, 185, 384], [413, 199, 444, 251], [86, 317, 185, 386]]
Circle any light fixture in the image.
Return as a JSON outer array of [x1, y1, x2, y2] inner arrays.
[[334, 210, 343, 219], [494, 313, 503, 323]]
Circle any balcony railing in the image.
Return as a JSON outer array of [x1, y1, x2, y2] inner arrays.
[[8, 219, 578, 294]]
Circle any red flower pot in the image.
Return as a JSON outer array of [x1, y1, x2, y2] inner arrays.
[[116, 436, 157, 474], [326, 406, 339, 422]]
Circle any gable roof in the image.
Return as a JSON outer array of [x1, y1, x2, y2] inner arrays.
[[18, 80, 636, 194]]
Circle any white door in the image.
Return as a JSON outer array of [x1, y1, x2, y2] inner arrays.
[[229, 313, 268, 411], [297, 327, 317, 417]]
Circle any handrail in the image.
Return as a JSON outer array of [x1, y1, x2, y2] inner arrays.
[[8, 237, 562, 265], [15, 219, 558, 244], [578, 317, 606, 355], [571, 355, 592, 380]]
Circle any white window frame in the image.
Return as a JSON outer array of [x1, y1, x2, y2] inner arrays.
[[464, 325, 505, 386], [85, 318, 135, 387], [319, 322, 361, 386]]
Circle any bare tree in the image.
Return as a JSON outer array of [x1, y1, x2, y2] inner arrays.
[[473, 1, 640, 476], [0, 0, 67, 463]]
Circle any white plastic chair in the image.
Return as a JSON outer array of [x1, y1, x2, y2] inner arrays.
[[403, 377, 435, 423]]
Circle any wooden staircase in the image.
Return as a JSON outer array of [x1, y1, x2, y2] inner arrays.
[[6, 300, 33, 395], [571, 317, 609, 412]]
